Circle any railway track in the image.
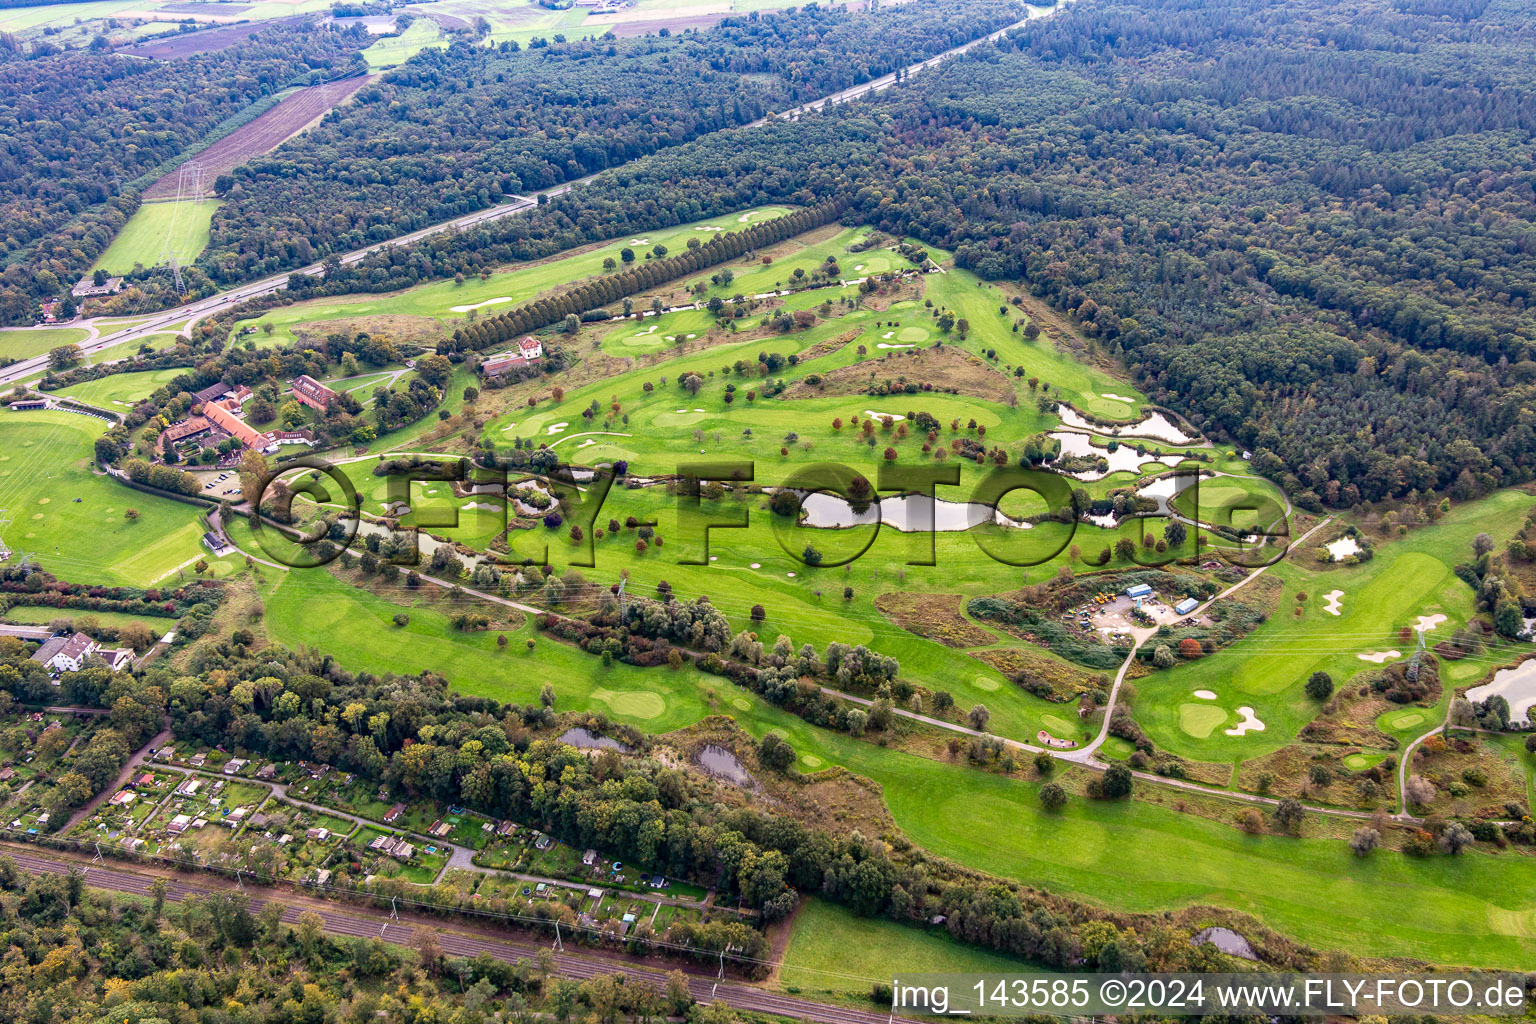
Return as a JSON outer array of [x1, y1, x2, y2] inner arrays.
[[3, 845, 912, 1024]]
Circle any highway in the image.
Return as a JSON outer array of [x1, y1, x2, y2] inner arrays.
[[0, 2, 1073, 389], [3, 843, 912, 1024]]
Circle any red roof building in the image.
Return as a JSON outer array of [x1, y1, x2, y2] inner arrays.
[[290, 374, 338, 411]]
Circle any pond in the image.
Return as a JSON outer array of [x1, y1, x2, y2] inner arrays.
[[558, 727, 632, 752], [1048, 430, 1185, 481], [794, 491, 1033, 532], [1057, 406, 1194, 445], [696, 744, 756, 787], [1465, 658, 1536, 726]]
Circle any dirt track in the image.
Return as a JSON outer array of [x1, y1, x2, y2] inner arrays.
[[142, 76, 373, 200]]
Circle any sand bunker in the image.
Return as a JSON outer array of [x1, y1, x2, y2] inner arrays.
[[462, 501, 500, 512], [1325, 536, 1361, 560], [863, 410, 905, 420], [628, 238, 649, 245], [1193, 689, 1217, 700], [877, 343, 913, 350], [1358, 650, 1402, 664], [450, 296, 512, 313], [882, 331, 894, 338], [1414, 614, 1447, 632], [1100, 392, 1136, 403], [786, 571, 796, 578], [633, 325, 658, 336], [1224, 706, 1266, 736], [1323, 590, 1344, 616], [749, 562, 761, 569], [545, 422, 568, 434]]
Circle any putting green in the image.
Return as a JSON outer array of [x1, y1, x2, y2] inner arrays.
[[1040, 713, 1075, 735], [590, 687, 666, 719], [1099, 736, 1136, 759], [1343, 752, 1388, 771], [1178, 703, 1228, 738], [896, 326, 928, 343], [731, 697, 752, 711], [800, 754, 824, 768], [1382, 710, 1424, 731], [653, 411, 712, 428], [973, 674, 1001, 691]]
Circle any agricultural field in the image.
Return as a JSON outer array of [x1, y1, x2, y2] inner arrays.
[[0, 0, 331, 50], [141, 78, 370, 200], [92, 200, 222, 275]]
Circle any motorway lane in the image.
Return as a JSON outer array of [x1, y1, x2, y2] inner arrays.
[[4, 845, 911, 1024], [0, 6, 1074, 390]]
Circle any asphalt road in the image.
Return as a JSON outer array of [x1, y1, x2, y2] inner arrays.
[[0, 6, 1068, 389], [3, 844, 909, 1024]]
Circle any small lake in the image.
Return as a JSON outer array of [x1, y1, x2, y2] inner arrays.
[[1465, 659, 1536, 726], [1048, 430, 1185, 481], [696, 744, 756, 787], [795, 491, 1033, 532], [1057, 406, 1194, 445], [559, 727, 632, 752]]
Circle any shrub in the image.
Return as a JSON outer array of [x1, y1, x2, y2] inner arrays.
[[1039, 782, 1068, 810]]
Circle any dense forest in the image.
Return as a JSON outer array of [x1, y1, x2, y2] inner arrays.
[[198, 0, 1027, 284], [288, 0, 1536, 507], [0, 858, 740, 1023], [856, 0, 1536, 508], [0, 20, 369, 322]]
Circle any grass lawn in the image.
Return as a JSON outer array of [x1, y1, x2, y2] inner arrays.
[[251, 541, 1536, 968], [0, 603, 175, 633], [0, 407, 207, 585], [229, 206, 794, 344], [362, 18, 445, 68], [0, 327, 89, 363], [1132, 490, 1536, 763], [58, 367, 188, 409], [201, 210, 1536, 969], [92, 199, 221, 275], [781, 897, 1037, 999]]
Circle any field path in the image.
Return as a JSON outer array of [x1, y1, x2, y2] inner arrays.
[[142, 76, 375, 201]]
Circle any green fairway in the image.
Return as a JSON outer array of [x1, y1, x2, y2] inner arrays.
[[0, 407, 207, 585], [93, 199, 221, 275], [1133, 490, 1536, 762], [781, 898, 1035, 998], [253, 542, 1536, 968], [58, 367, 189, 409], [0, 327, 89, 363], [230, 206, 794, 345]]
